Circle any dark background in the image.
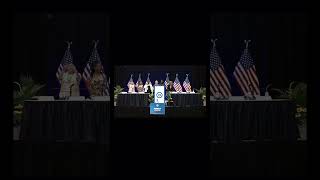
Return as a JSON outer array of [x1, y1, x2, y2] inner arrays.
[[210, 12, 308, 95], [12, 9, 308, 177], [114, 65, 206, 91], [13, 12, 110, 96], [12, 12, 308, 94]]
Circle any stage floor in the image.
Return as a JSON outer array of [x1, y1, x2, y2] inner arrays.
[[13, 141, 307, 177], [114, 106, 207, 118]]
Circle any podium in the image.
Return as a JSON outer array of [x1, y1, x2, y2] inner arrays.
[[150, 85, 165, 115]]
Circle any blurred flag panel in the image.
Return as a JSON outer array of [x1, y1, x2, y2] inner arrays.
[[209, 39, 232, 97], [233, 40, 260, 95]]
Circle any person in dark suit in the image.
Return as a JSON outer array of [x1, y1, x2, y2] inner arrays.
[[146, 85, 152, 94]]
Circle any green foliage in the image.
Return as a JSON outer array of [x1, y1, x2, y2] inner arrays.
[[167, 91, 171, 100], [270, 81, 307, 106], [13, 74, 45, 125], [114, 85, 124, 99], [291, 82, 307, 107], [271, 81, 307, 125], [148, 91, 154, 103], [195, 87, 206, 100]]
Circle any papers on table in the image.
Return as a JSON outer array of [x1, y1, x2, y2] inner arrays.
[[91, 96, 110, 101], [170, 92, 197, 94], [32, 96, 54, 101], [68, 96, 85, 101], [210, 96, 273, 101], [27, 96, 111, 101], [121, 92, 148, 94]]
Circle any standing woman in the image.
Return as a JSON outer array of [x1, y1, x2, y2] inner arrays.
[[59, 64, 81, 98], [136, 81, 144, 92], [167, 81, 175, 92], [85, 62, 107, 96]]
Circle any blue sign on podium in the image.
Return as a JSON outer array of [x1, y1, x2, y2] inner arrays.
[[150, 103, 165, 115], [150, 85, 165, 115]]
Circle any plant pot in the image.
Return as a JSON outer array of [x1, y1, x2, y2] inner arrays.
[[298, 123, 307, 141], [13, 125, 21, 141]]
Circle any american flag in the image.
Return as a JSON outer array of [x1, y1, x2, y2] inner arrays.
[[233, 40, 260, 95], [209, 39, 232, 97], [127, 74, 134, 86], [173, 74, 183, 92], [183, 74, 192, 92], [164, 73, 170, 87], [127, 74, 135, 92], [56, 42, 74, 84], [145, 73, 152, 86], [136, 73, 142, 86], [82, 40, 109, 96]]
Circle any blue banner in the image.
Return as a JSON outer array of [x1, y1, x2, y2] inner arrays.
[[150, 103, 165, 115]]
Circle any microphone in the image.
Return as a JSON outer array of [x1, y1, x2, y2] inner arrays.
[[216, 84, 221, 99], [244, 84, 253, 100], [265, 84, 272, 95], [69, 84, 74, 97], [265, 83, 272, 100], [249, 84, 256, 100]]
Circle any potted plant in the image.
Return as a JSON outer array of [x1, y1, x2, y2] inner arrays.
[[13, 74, 45, 140], [166, 91, 174, 106], [271, 81, 307, 140], [196, 87, 206, 106], [114, 85, 124, 106], [148, 91, 154, 105]]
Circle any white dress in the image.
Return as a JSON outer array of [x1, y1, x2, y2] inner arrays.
[[59, 73, 80, 98], [128, 84, 136, 93]]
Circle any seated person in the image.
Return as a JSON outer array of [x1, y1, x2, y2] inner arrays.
[[154, 80, 159, 86], [144, 81, 153, 93], [85, 62, 107, 96], [146, 85, 152, 94], [58, 64, 81, 98], [136, 81, 144, 92], [128, 81, 136, 93], [166, 81, 175, 92], [245, 84, 256, 99], [153, 80, 159, 89]]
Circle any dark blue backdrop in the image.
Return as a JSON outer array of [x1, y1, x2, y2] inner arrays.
[[46, 13, 110, 97], [12, 12, 307, 97], [115, 66, 206, 92], [210, 12, 307, 95]]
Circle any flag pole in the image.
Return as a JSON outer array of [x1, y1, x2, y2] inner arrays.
[[93, 40, 99, 48], [244, 40, 251, 49], [211, 38, 218, 46], [65, 41, 72, 49]]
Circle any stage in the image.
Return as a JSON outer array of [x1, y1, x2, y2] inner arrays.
[[114, 106, 207, 118], [12, 140, 307, 177]]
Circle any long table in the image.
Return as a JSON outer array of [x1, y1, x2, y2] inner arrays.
[[116, 93, 202, 107], [21, 100, 110, 144], [117, 93, 149, 107], [171, 93, 202, 106], [210, 99, 298, 143]]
